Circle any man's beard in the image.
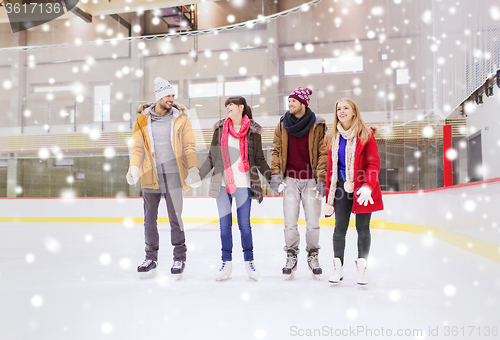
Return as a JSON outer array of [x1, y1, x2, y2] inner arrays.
[[159, 102, 171, 112]]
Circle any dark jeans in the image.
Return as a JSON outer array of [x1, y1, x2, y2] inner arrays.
[[143, 171, 186, 262], [216, 187, 254, 261], [333, 179, 371, 265]]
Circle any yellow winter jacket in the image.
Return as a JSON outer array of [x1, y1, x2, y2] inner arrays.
[[129, 102, 199, 192]]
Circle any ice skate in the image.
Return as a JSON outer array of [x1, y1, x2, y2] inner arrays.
[[171, 260, 185, 279], [215, 261, 232, 281], [245, 260, 260, 281], [137, 259, 157, 279], [282, 250, 298, 280], [356, 258, 367, 285], [307, 250, 322, 279], [328, 258, 344, 284]]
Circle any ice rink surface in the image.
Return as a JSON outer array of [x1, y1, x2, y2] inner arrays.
[[1, 221, 500, 340]]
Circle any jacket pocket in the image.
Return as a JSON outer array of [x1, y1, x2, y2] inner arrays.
[[142, 165, 155, 186]]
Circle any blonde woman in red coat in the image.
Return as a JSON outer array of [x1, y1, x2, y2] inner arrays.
[[324, 98, 383, 285]]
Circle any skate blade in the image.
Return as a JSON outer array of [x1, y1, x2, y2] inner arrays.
[[139, 268, 157, 280], [248, 275, 260, 281], [311, 273, 321, 280], [357, 282, 368, 286], [215, 275, 231, 281], [309, 268, 322, 280], [172, 273, 183, 281], [328, 277, 343, 284], [285, 271, 295, 280]]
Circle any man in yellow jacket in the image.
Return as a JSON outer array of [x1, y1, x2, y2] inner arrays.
[[126, 77, 201, 278]]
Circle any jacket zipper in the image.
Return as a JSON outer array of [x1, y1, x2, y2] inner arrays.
[[280, 120, 284, 178], [311, 124, 317, 181]]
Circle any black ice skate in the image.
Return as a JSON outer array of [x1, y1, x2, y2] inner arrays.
[[137, 259, 157, 279], [307, 249, 322, 279], [282, 250, 298, 280], [171, 260, 185, 277]]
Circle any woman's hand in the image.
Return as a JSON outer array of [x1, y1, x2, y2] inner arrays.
[[356, 186, 374, 206]]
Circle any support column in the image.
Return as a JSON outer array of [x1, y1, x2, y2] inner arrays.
[[11, 31, 27, 128], [130, 13, 144, 121], [7, 153, 18, 197], [443, 124, 453, 187], [129, 13, 145, 197], [265, 1, 280, 116]]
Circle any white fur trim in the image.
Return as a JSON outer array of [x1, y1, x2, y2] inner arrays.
[[344, 181, 354, 193]]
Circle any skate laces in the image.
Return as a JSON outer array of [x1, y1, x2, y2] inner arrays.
[[285, 254, 297, 268], [140, 259, 153, 267], [219, 262, 227, 271], [247, 261, 256, 271], [308, 254, 320, 268], [172, 260, 183, 269]]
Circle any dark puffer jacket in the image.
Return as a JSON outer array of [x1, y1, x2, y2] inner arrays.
[[199, 119, 272, 203]]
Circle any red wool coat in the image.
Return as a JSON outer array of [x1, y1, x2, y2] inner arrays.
[[325, 132, 384, 215]]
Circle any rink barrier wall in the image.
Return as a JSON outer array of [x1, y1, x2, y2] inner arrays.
[[1, 177, 499, 263]]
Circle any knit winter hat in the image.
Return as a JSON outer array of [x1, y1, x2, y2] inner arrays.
[[288, 87, 313, 107], [154, 77, 175, 101]]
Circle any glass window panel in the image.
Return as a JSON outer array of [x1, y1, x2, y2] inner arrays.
[[396, 68, 410, 85], [323, 56, 364, 73], [34, 85, 75, 92], [284, 59, 323, 76], [283, 96, 289, 111], [188, 82, 223, 98], [93, 85, 111, 122], [225, 80, 261, 96]]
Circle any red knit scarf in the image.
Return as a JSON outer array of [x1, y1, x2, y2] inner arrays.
[[221, 116, 250, 194]]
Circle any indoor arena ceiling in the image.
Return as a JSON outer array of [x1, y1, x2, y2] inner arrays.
[[0, 0, 212, 24], [72, 0, 208, 16]]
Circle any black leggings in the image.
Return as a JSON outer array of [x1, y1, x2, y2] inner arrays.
[[333, 179, 371, 265]]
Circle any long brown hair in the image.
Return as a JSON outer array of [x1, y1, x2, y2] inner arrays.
[[326, 98, 372, 150]]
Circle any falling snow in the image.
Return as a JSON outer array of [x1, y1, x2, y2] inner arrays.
[[44, 237, 61, 254], [0, 1, 499, 339], [31, 295, 44, 308], [444, 284, 457, 297], [464, 200, 477, 213]]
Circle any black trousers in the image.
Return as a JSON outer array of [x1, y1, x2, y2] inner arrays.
[[333, 179, 371, 265]]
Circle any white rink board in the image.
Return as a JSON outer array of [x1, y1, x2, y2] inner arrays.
[[1, 179, 499, 246]]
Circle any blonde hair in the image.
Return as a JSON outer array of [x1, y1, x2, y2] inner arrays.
[[326, 98, 372, 150]]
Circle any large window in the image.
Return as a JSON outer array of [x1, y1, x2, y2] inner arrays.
[[225, 80, 261, 96], [284, 59, 323, 76], [188, 82, 223, 98], [284, 56, 364, 76], [33, 84, 75, 93], [323, 56, 364, 73], [396, 69, 410, 85], [170, 84, 179, 97], [188, 79, 261, 98], [93, 84, 111, 122]]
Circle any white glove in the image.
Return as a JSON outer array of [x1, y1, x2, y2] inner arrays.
[[185, 167, 202, 188], [126, 165, 140, 185], [356, 186, 374, 206]]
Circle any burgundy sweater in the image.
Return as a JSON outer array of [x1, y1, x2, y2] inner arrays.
[[285, 133, 314, 179]]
